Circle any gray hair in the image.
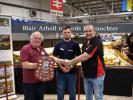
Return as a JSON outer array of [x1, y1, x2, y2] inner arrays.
[[84, 24, 96, 31], [30, 31, 43, 41]]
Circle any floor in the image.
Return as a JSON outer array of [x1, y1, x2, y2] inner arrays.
[[9, 94, 133, 100], [1, 86, 133, 100]]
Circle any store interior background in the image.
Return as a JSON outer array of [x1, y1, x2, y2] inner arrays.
[[0, 0, 133, 99]]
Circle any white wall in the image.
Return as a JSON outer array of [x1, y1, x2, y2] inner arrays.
[[0, 0, 83, 21], [40, 0, 50, 11], [0, 0, 55, 21]]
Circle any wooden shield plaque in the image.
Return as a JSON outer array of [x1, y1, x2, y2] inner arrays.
[[35, 57, 55, 82]]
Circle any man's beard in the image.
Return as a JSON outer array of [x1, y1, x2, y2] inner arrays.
[[86, 34, 95, 40], [86, 36, 92, 40], [64, 37, 70, 40]]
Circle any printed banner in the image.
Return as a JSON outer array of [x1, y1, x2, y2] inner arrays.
[[0, 16, 15, 97], [12, 18, 133, 33]]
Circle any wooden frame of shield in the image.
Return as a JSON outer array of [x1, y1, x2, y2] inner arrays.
[[35, 57, 56, 82]]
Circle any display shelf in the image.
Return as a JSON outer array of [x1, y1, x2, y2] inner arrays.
[[0, 16, 15, 99], [0, 78, 13, 82], [106, 66, 133, 69], [0, 93, 15, 98]]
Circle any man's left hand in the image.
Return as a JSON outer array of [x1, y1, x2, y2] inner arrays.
[[60, 59, 73, 69]]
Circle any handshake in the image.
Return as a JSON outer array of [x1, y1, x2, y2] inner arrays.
[[55, 58, 74, 73]]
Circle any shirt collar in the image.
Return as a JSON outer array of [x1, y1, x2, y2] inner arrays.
[[29, 43, 41, 50], [88, 36, 96, 44], [63, 39, 72, 43]]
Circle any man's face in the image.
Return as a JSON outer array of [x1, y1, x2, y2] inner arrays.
[[31, 32, 43, 48], [63, 28, 72, 40], [84, 25, 96, 40]]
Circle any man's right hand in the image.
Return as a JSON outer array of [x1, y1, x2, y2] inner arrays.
[[52, 57, 71, 73], [58, 60, 71, 73]]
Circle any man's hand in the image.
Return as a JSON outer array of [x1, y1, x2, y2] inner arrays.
[[60, 59, 69, 66], [60, 59, 74, 69], [58, 59, 71, 73], [52, 56, 72, 73]]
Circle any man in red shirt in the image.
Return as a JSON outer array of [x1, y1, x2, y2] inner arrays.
[[20, 31, 48, 100], [62, 25, 105, 100]]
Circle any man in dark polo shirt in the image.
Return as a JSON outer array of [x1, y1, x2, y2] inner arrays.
[[63, 25, 105, 100], [20, 31, 48, 100], [53, 26, 81, 100]]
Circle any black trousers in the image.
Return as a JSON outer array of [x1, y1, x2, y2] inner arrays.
[[23, 82, 44, 100]]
